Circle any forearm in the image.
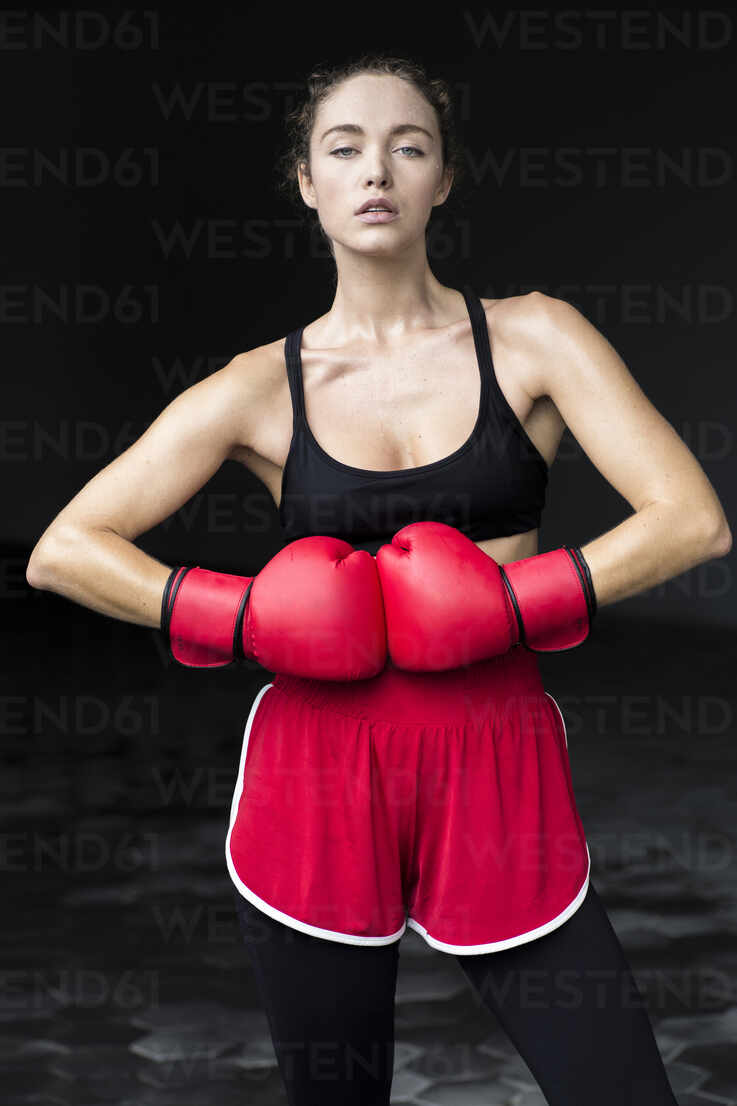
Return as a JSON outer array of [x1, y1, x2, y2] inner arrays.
[[26, 525, 171, 628], [578, 501, 729, 609]]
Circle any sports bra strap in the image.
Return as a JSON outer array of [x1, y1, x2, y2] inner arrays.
[[284, 327, 306, 421]]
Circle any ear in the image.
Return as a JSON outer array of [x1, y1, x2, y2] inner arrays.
[[434, 165, 454, 207], [297, 159, 317, 211]]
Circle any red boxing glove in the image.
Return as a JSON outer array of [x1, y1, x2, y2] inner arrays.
[[376, 521, 596, 672], [160, 536, 387, 681]]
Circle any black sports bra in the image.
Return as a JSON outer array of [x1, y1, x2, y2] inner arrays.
[[278, 285, 549, 555]]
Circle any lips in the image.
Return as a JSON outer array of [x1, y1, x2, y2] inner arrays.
[[355, 198, 397, 214]]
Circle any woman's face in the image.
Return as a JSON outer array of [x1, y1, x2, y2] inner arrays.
[[298, 73, 453, 257]]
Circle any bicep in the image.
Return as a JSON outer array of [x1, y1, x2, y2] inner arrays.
[[38, 355, 254, 545], [521, 293, 722, 516]]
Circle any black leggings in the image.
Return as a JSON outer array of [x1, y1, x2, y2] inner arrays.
[[232, 880, 679, 1106]]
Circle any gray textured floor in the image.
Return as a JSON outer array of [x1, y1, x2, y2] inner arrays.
[[5, 598, 736, 1104]]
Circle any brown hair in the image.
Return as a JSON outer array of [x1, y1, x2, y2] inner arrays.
[[275, 53, 469, 258]]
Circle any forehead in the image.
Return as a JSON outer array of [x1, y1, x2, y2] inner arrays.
[[316, 72, 433, 127]]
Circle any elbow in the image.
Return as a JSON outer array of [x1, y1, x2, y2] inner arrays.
[[26, 541, 57, 591], [714, 524, 732, 558], [700, 513, 732, 560], [26, 526, 79, 590]]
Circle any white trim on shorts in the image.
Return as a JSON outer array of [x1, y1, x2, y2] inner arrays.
[[225, 681, 590, 954]]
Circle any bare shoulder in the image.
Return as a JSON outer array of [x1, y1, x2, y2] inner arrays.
[[213, 337, 287, 455], [480, 290, 570, 338], [223, 337, 286, 398], [479, 291, 584, 400]]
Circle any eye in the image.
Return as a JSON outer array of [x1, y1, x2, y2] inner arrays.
[[328, 146, 425, 158]]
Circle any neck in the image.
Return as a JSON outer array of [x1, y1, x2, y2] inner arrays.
[[323, 249, 461, 345]]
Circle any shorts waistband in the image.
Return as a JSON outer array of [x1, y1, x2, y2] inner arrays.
[[270, 645, 546, 725]]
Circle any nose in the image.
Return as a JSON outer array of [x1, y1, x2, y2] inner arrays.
[[364, 154, 391, 189]]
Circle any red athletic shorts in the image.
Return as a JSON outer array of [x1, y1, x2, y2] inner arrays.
[[226, 644, 591, 954]]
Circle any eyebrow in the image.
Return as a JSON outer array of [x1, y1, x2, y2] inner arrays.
[[319, 123, 434, 144]]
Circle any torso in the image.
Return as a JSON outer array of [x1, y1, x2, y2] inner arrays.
[[229, 292, 565, 563]]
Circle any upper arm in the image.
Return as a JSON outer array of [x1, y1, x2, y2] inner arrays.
[[33, 349, 269, 547], [507, 292, 730, 528]]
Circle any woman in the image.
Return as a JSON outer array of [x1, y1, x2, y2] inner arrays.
[[27, 53, 731, 1106]]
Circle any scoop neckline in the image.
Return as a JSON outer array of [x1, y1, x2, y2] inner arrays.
[[291, 288, 490, 479]]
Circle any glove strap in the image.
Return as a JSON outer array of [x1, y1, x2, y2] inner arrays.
[[566, 545, 597, 620], [498, 569, 524, 644], [161, 566, 190, 635], [231, 579, 253, 661]]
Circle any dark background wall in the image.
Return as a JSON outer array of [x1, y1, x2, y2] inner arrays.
[[3, 8, 737, 1104], [3, 6, 735, 624]]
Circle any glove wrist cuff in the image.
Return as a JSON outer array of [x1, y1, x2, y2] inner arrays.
[[501, 545, 596, 653], [164, 565, 253, 668]]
